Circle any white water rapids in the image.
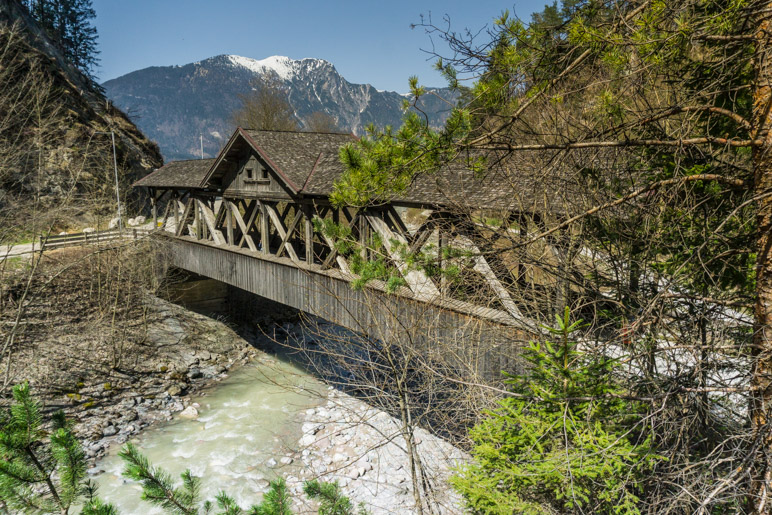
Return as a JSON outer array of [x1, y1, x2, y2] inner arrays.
[[91, 356, 324, 512]]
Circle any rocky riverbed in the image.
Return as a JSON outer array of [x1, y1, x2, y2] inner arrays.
[[287, 387, 468, 514], [71, 296, 261, 464], [90, 326, 468, 514]]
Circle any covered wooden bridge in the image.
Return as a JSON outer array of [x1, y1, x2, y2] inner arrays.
[[134, 128, 578, 373]]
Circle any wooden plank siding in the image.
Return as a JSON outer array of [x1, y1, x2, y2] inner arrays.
[[161, 234, 529, 378]]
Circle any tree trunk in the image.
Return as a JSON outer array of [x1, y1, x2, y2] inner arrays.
[[751, 3, 772, 512]]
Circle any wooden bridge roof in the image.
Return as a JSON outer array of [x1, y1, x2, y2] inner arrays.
[[202, 128, 356, 194], [133, 158, 216, 189], [133, 127, 621, 213]]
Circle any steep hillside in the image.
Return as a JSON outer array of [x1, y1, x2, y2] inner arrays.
[[103, 54, 458, 160], [0, 0, 163, 217]]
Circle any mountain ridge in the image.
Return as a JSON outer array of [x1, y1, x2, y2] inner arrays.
[[103, 54, 458, 160]]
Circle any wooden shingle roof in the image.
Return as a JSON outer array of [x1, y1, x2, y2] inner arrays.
[[240, 130, 356, 192], [133, 158, 216, 189], [133, 128, 623, 215]]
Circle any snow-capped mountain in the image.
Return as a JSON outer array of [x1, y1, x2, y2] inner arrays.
[[102, 54, 457, 160]]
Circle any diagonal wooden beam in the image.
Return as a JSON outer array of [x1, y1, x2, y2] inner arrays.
[[158, 195, 172, 230], [195, 199, 225, 245], [319, 210, 360, 271], [238, 200, 260, 249], [454, 230, 524, 321], [386, 206, 412, 240], [263, 203, 299, 262], [173, 194, 183, 232], [259, 202, 270, 253], [228, 200, 257, 252], [276, 207, 303, 258], [408, 211, 444, 254], [365, 212, 441, 300], [214, 198, 228, 229], [176, 198, 194, 237]]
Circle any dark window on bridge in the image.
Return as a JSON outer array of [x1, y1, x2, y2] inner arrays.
[[261, 167, 269, 180], [246, 167, 253, 180]]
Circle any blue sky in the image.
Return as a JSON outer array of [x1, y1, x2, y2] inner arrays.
[[92, 0, 546, 93]]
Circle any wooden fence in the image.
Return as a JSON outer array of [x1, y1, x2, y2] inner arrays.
[[40, 227, 150, 251]]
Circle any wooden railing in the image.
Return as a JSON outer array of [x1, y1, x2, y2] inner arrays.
[[40, 227, 150, 251]]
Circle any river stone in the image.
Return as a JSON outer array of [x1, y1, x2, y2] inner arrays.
[[279, 456, 293, 465], [302, 422, 323, 435], [179, 406, 198, 419], [102, 425, 117, 437], [166, 384, 184, 397], [265, 458, 277, 468], [122, 410, 138, 422], [187, 367, 203, 379], [87, 467, 104, 476], [299, 434, 316, 447]]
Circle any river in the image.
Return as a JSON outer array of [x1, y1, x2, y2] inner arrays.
[[89, 320, 466, 514], [92, 355, 324, 512]]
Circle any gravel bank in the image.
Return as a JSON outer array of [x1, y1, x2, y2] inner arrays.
[[285, 387, 468, 514]]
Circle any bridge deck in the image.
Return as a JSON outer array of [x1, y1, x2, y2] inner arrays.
[[161, 234, 529, 376]]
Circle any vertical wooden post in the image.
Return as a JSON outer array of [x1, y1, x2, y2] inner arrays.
[[359, 210, 368, 261], [226, 201, 234, 245], [260, 201, 270, 254], [439, 228, 448, 296], [151, 188, 158, 228], [194, 198, 201, 239], [173, 192, 180, 231], [304, 205, 314, 264]]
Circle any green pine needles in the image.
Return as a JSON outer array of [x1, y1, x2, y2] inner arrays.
[[0, 384, 365, 515], [303, 479, 367, 515], [0, 382, 107, 514], [451, 308, 662, 514], [119, 442, 366, 515]]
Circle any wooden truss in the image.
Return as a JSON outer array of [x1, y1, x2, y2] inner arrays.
[[151, 191, 544, 323]]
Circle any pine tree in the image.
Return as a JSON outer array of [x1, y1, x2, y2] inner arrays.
[[304, 480, 367, 515], [451, 309, 661, 514], [0, 382, 115, 514], [21, 0, 99, 77], [120, 442, 368, 515]]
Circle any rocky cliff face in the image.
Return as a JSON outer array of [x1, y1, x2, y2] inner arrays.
[[0, 0, 162, 213], [103, 54, 458, 160]]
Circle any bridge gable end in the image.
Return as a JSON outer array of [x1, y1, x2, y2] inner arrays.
[[222, 148, 294, 200], [202, 129, 298, 200]]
